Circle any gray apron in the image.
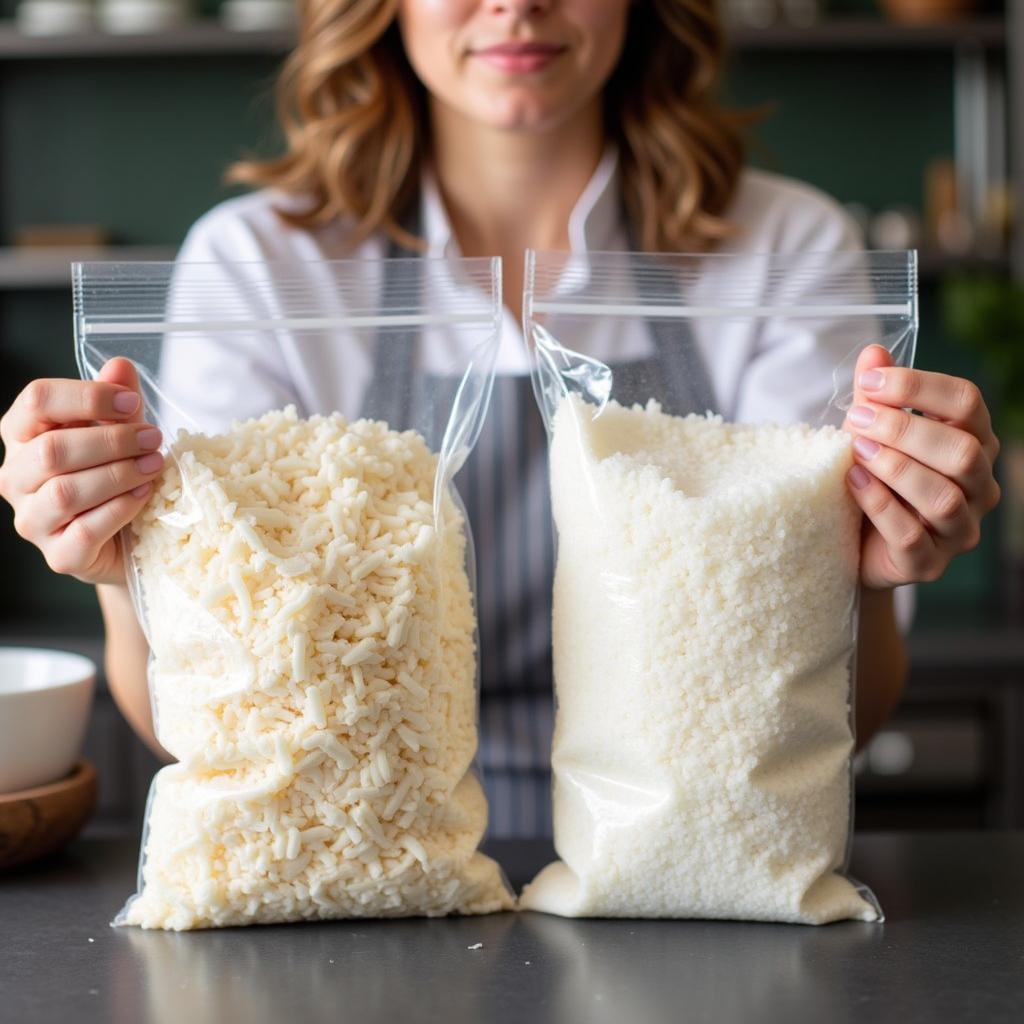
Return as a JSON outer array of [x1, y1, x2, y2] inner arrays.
[[364, 206, 716, 837]]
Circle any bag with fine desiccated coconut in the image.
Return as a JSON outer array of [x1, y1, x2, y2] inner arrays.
[[74, 256, 513, 929], [520, 248, 919, 924]]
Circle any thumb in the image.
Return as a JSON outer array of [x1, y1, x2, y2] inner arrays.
[[97, 357, 145, 424]]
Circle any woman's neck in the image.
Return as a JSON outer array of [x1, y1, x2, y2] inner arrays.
[[428, 100, 607, 260], [428, 99, 606, 326]]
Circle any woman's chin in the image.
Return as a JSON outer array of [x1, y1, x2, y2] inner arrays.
[[464, 94, 584, 136]]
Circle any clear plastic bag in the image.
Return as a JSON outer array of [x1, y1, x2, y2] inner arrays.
[[519, 249, 918, 923], [74, 257, 514, 928]]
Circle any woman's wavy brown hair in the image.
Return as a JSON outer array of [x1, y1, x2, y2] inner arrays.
[[229, 0, 747, 253]]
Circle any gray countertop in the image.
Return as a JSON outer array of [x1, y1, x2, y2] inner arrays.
[[3, 833, 1024, 1024]]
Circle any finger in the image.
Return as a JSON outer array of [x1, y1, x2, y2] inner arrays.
[[846, 463, 942, 584], [855, 362, 992, 442], [96, 358, 146, 425], [850, 437, 976, 546], [22, 451, 164, 536], [845, 401, 993, 497], [849, 344, 895, 415], [8, 423, 162, 495], [1, 378, 142, 445], [43, 486, 152, 579]]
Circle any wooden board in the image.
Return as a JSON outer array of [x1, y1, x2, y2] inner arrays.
[[0, 759, 98, 870]]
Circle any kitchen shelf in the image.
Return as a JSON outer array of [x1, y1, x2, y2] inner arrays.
[[728, 16, 1007, 51], [0, 21, 294, 59], [0, 16, 1007, 61], [0, 246, 177, 289]]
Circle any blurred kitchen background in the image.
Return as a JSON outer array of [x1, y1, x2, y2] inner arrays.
[[0, 0, 1021, 836]]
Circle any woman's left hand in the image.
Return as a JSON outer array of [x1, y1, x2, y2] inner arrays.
[[843, 344, 1001, 589]]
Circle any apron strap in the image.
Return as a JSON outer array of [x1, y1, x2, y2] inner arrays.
[[360, 205, 424, 428], [621, 216, 719, 416]]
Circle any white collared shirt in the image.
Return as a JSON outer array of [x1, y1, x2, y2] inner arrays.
[[161, 152, 913, 634], [164, 150, 869, 426]]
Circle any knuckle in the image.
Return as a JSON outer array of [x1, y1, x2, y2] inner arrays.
[[881, 408, 912, 448], [932, 483, 966, 523], [893, 368, 920, 404], [44, 544, 79, 576], [46, 474, 77, 514], [952, 434, 983, 477], [36, 432, 64, 475], [12, 511, 33, 540], [22, 379, 50, 413], [957, 380, 983, 420], [865, 487, 893, 519], [103, 425, 125, 460], [883, 450, 913, 485], [881, 552, 914, 587], [105, 459, 130, 491], [65, 515, 97, 553], [897, 523, 928, 555]]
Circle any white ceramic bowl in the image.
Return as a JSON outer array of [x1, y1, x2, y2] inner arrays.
[[0, 648, 96, 795]]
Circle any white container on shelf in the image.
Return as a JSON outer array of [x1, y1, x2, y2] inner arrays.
[[16, 0, 96, 36], [98, 0, 190, 33], [220, 0, 295, 32]]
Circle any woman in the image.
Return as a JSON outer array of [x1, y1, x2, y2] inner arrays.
[[0, 0, 1001, 836]]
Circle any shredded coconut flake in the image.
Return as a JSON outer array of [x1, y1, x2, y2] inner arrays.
[[123, 406, 511, 929]]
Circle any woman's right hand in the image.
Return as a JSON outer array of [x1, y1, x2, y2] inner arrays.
[[0, 357, 165, 586]]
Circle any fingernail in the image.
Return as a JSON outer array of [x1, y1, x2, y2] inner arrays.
[[136, 427, 162, 451], [113, 391, 140, 415], [847, 405, 875, 427], [848, 465, 872, 490], [859, 370, 885, 391], [136, 453, 163, 474], [131, 482, 152, 499], [853, 436, 881, 460]]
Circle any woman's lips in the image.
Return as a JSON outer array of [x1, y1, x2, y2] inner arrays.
[[471, 43, 566, 74]]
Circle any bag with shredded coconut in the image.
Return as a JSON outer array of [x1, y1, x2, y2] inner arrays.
[[74, 257, 514, 928], [520, 249, 918, 924]]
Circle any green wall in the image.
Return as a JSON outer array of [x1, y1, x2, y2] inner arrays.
[[0, 59, 280, 243]]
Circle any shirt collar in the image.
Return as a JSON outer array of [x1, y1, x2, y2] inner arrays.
[[419, 143, 621, 259]]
